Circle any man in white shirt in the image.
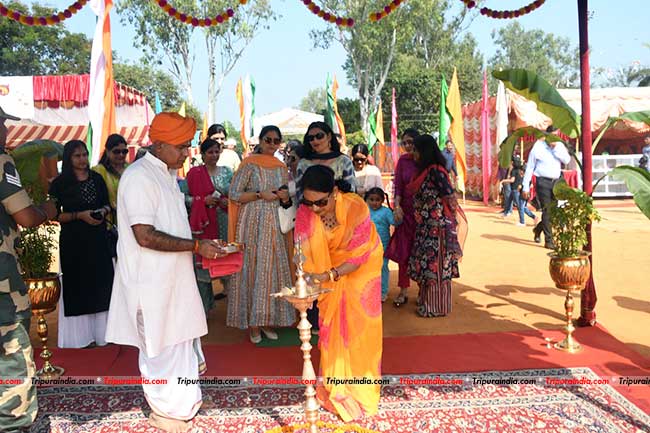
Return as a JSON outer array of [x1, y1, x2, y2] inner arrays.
[[106, 112, 226, 433], [522, 126, 571, 249]]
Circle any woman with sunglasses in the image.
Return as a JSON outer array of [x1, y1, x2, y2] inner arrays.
[[385, 128, 419, 307], [186, 138, 234, 312], [93, 133, 129, 257], [295, 164, 383, 422], [295, 121, 356, 203], [351, 144, 383, 196], [227, 125, 296, 344]]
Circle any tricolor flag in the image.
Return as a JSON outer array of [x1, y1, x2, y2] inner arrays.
[[326, 73, 346, 147], [438, 75, 451, 151], [88, 0, 117, 165], [236, 75, 255, 150], [446, 67, 466, 194]]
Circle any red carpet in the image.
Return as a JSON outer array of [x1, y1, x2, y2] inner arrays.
[[36, 324, 650, 414]]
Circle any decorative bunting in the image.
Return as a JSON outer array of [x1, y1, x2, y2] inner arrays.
[[368, 0, 406, 22], [459, 0, 546, 19], [300, 0, 354, 27], [0, 0, 88, 26], [154, 0, 246, 27]]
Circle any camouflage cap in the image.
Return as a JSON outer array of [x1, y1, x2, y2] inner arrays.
[[0, 106, 20, 121]]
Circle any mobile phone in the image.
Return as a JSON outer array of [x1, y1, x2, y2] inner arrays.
[[90, 210, 103, 220]]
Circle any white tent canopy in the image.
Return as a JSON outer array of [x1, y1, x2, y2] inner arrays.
[[253, 108, 324, 140]]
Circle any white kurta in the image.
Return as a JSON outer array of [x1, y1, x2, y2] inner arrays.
[[105, 152, 207, 358]]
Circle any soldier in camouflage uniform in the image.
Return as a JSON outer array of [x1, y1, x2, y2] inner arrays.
[[0, 106, 58, 432]]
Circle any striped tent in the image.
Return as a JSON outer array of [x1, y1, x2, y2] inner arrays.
[[2, 74, 153, 150]]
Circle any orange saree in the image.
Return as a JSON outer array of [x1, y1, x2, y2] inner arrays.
[[294, 193, 383, 422]]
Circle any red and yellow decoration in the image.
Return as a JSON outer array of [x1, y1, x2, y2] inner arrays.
[[460, 0, 546, 19], [0, 0, 88, 26], [154, 0, 246, 27], [300, 0, 354, 27], [368, 0, 406, 22]]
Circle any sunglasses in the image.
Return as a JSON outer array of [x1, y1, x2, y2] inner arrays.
[[353, 157, 367, 163], [300, 193, 331, 208], [306, 132, 326, 142], [263, 136, 282, 145], [111, 149, 129, 155]]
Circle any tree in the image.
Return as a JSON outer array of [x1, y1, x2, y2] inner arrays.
[[117, 0, 196, 104], [310, 0, 475, 135], [114, 61, 202, 125], [113, 62, 183, 109], [337, 98, 361, 134], [201, 0, 275, 123], [0, 1, 91, 75], [310, 0, 401, 136], [489, 22, 579, 88], [378, 0, 482, 134], [298, 87, 328, 114], [117, 0, 276, 123]]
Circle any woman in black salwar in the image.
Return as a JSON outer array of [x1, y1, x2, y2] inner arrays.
[[49, 140, 114, 348]]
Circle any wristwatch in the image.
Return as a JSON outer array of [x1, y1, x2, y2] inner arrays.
[[255, 191, 261, 200]]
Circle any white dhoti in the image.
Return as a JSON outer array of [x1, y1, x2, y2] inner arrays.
[[137, 311, 205, 420]]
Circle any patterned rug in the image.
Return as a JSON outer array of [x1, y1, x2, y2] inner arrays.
[[31, 368, 650, 433]]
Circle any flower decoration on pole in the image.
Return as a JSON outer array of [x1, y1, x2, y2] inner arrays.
[[154, 0, 247, 27], [460, 0, 546, 19], [300, 0, 354, 27], [368, 0, 406, 22], [0, 0, 88, 26]]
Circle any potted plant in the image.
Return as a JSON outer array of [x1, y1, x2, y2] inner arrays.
[[548, 180, 601, 283], [547, 180, 601, 352], [11, 140, 64, 378]]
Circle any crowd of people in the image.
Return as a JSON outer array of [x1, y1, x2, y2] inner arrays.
[[0, 105, 470, 432]]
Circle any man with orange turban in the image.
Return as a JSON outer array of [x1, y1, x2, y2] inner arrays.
[[106, 112, 226, 433]]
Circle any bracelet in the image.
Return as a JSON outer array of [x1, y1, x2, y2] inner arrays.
[[255, 191, 261, 200], [72, 212, 77, 221], [193, 239, 200, 254], [327, 269, 335, 282], [331, 267, 340, 282]]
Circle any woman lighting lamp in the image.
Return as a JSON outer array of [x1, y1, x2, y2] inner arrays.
[[296, 165, 383, 422]]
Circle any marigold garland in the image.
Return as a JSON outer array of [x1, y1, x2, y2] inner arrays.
[[154, 0, 246, 27], [460, 0, 546, 19], [0, 0, 87, 26], [264, 421, 381, 433], [300, 0, 354, 27], [368, 0, 406, 22]]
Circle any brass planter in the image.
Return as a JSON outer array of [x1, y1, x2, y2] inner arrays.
[[548, 254, 591, 291], [548, 252, 591, 353], [25, 273, 65, 379]]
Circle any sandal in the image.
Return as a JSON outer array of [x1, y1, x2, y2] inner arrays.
[[393, 293, 408, 307]]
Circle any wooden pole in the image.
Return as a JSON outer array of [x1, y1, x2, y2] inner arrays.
[[577, 0, 597, 326]]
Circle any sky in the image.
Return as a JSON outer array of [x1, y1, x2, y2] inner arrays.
[[31, 0, 650, 125]]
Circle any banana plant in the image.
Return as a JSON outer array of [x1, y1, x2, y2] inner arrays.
[[493, 69, 650, 221], [10, 139, 64, 204]]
